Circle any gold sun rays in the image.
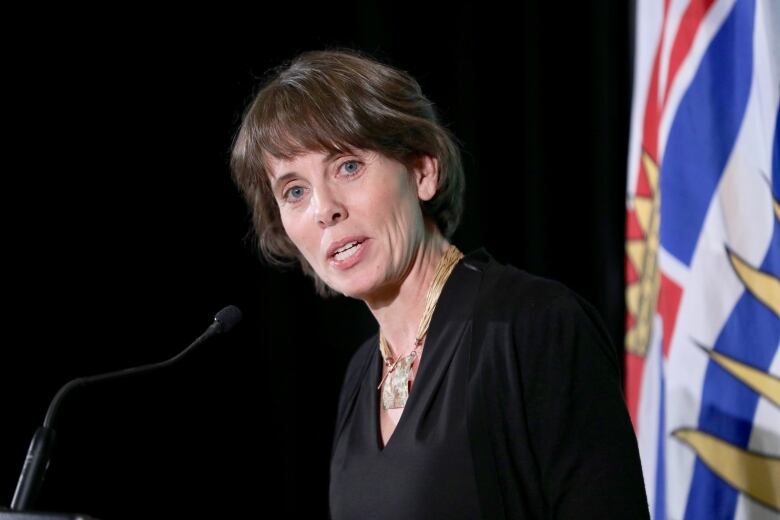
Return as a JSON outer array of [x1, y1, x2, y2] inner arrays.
[[626, 151, 662, 356], [673, 429, 780, 511], [702, 347, 780, 407], [728, 249, 780, 317], [674, 192, 780, 513]]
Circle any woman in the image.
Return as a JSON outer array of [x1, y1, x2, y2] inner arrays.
[[231, 49, 649, 519]]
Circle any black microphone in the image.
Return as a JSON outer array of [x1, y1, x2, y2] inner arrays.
[[10, 305, 242, 511]]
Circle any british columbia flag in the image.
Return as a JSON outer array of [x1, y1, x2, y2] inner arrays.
[[625, 0, 780, 518]]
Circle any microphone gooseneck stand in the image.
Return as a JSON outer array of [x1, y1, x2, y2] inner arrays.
[[8, 305, 242, 513]]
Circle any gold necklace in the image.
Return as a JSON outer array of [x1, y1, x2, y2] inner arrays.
[[377, 244, 464, 410]]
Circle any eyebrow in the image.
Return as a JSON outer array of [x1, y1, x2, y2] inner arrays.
[[270, 150, 349, 194], [271, 172, 298, 195]]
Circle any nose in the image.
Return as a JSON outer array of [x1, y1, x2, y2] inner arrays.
[[313, 186, 347, 228]]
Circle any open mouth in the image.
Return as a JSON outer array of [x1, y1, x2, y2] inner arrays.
[[332, 240, 364, 261]]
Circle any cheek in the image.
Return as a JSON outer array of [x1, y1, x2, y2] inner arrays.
[[392, 186, 425, 231], [372, 176, 420, 225], [279, 211, 312, 252]]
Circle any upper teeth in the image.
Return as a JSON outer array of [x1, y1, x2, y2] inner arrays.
[[335, 241, 359, 254]]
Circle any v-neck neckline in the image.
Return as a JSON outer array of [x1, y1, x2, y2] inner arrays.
[[326, 250, 489, 455], [371, 254, 480, 453]]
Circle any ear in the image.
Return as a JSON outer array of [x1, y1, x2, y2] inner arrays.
[[411, 154, 440, 202]]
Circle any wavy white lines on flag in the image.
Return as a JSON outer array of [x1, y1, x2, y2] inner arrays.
[[659, 0, 754, 268], [627, 0, 780, 518]]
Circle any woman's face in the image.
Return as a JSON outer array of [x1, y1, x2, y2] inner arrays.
[[265, 148, 438, 300]]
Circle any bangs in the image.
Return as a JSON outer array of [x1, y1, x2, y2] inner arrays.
[[251, 82, 369, 164]]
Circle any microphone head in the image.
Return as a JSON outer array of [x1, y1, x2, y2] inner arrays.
[[214, 305, 242, 333]]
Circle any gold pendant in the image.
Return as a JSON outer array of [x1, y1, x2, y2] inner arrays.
[[381, 352, 416, 410]]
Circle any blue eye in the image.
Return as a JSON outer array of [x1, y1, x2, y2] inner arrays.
[[341, 160, 360, 175], [285, 186, 305, 201]]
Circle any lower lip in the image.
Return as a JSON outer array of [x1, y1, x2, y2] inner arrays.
[[329, 240, 369, 270]]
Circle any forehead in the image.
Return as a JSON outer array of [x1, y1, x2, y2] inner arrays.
[[264, 150, 329, 179]]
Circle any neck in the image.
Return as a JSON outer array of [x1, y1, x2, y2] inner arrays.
[[365, 223, 450, 359]]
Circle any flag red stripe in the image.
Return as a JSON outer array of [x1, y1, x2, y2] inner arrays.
[[662, 0, 717, 106], [625, 352, 646, 432]]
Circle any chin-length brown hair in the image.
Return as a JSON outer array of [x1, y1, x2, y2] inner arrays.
[[230, 49, 465, 296]]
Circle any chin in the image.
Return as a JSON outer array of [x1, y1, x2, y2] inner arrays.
[[328, 275, 380, 301], [332, 283, 371, 300]]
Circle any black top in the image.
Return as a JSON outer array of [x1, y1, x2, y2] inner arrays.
[[330, 249, 649, 519], [329, 251, 483, 520]]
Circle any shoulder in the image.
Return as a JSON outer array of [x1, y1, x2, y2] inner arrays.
[[466, 248, 586, 321], [467, 249, 618, 372]]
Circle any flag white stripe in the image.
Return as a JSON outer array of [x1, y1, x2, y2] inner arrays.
[[626, 0, 664, 198], [636, 317, 664, 510]]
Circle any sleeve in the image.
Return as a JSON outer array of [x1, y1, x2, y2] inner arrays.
[[515, 291, 650, 519]]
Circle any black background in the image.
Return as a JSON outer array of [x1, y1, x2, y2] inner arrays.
[[1, 3, 632, 518]]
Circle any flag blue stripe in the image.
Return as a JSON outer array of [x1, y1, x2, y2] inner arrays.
[[773, 106, 780, 200], [683, 220, 780, 518], [654, 367, 666, 520], [763, 205, 780, 276], [659, 0, 755, 267]]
